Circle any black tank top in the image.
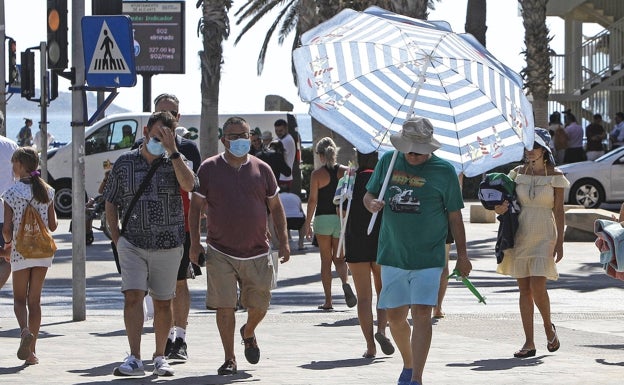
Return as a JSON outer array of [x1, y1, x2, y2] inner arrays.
[[316, 165, 340, 215]]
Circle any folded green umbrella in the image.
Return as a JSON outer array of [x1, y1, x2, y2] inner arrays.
[[448, 269, 487, 304]]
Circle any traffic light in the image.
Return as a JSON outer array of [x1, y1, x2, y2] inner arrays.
[[47, 0, 68, 69], [20, 51, 35, 99], [50, 71, 58, 101], [7, 38, 18, 84]]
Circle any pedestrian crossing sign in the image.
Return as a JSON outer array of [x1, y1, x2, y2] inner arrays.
[[82, 16, 136, 87]]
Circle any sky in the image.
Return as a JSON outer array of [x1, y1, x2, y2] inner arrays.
[[3, 1, 599, 116]]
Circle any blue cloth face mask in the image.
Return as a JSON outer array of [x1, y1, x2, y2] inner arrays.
[[227, 138, 251, 157], [146, 137, 166, 156]]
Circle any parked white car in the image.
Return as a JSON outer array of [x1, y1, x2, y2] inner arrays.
[[558, 146, 624, 208]]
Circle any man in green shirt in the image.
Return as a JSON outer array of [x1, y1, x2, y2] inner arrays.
[[364, 117, 472, 385]]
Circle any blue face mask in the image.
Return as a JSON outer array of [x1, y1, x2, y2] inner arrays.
[[227, 138, 251, 158], [146, 137, 165, 156]]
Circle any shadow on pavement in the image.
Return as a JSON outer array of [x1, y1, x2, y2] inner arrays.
[[446, 355, 546, 371], [300, 356, 389, 370], [0, 365, 27, 375], [72, 372, 253, 385], [315, 317, 359, 327], [595, 358, 624, 366]]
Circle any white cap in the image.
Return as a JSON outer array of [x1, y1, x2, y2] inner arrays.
[[175, 126, 189, 137]]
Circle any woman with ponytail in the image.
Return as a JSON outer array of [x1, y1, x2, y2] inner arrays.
[[1, 147, 57, 365], [303, 137, 357, 310]]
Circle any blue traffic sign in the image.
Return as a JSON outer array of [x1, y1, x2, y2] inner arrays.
[[82, 16, 136, 87]]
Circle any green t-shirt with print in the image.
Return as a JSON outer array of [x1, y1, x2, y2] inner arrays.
[[366, 151, 463, 270]]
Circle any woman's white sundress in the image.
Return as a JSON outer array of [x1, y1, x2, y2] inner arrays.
[[496, 168, 570, 280], [1, 181, 55, 271]]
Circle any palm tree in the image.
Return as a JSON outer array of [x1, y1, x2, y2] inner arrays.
[[519, 0, 552, 128], [196, 0, 233, 158], [465, 0, 486, 46], [391, 0, 432, 19], [233, 1, 429, 79]]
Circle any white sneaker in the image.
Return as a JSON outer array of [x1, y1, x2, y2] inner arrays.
[[114, 354, 145, 376], [153, 355, 174, 376]]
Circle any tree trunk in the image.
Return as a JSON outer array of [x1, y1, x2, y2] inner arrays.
[[465, 0, 487, 46], [520, 0, 552, 128], [198, 1, 232, 158]]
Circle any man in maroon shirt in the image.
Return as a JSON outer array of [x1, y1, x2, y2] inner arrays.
[[189, 116, 290, 376]]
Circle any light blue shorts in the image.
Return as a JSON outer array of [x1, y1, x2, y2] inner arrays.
[[378, 265, 443, 309], [313, 214, 341, 238]]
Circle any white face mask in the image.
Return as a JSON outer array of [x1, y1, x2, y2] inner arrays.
[[146, 137, 165, 156], [227, 138, 251, 158]]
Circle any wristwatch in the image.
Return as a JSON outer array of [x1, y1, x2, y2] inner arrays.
[[169, 152, 181, 160]]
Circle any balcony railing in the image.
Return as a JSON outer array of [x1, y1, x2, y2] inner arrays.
[[551, 17, 624, 95]]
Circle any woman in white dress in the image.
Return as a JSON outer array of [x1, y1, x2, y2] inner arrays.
[[1, 147, 57, 365], [494, 128, 569, 358]]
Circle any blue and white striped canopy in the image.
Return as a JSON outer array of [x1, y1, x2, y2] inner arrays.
[[293, 6, 534, 177]]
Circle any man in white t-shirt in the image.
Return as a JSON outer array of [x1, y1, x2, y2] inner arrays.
[[278, 187, 306, 250], [1, 111, 19, 289], [32, 129, 55, 152], [274, 119, 296, 190]]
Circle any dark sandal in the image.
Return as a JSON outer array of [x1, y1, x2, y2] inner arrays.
[[547, 324, 560, 352], [317, 305, 333, 311], [217, 359, 237, 375], [17, 330, 34, 360], [362, 351, 375, 359], [342, 283, 357, 308], [375, 332, 395, 355], [513, 348, 536, 358]]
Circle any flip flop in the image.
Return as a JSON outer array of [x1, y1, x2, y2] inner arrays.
[[317, 305, 333, 311], [374, 332, 395, 355], [342, 283, 357, 308], [17, 331, 34, 360], [362, 351, 375, 359]]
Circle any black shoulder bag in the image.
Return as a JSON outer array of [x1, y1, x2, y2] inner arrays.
[[111, 159, 162, 274]]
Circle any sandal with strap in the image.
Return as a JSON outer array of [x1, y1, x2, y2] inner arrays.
[[374, 332, 395, 355], [17, 329, 34, 360], [547, 323, 560, 352], [25, 352, 39, 365], [362, 351, 375, 359], [217, 359, 237, 375], [513, 348, 536, 358]]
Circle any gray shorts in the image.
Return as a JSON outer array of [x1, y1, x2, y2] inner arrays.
[[205, 246, 273, 310], [117, 236, 183, 300]]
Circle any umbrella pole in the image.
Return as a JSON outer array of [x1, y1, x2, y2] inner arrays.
[[337, 166, 355, 256], [337, 196, 351, 257], [367, 150, 398, 235]]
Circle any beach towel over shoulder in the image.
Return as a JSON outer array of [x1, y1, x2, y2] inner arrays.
[[594, 219, 624, 281]]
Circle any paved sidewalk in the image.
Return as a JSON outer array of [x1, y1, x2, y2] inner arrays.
[[1, 203, 623, 384]]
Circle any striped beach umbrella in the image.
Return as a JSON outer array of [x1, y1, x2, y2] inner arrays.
[[293, 6, 534, 177]]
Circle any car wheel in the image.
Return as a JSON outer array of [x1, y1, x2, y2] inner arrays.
[[54, 180, 73, 218], [570, 179, 604, 209]]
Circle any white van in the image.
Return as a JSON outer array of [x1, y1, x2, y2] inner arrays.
[[47, 111, 311, 217]]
